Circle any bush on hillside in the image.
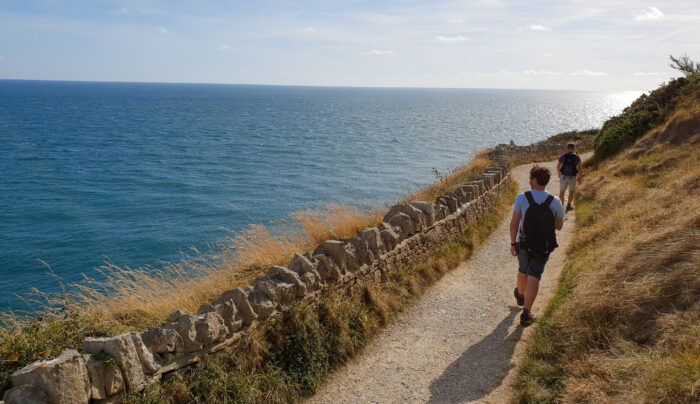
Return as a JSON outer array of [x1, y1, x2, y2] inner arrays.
[[594, 77, 691, 158], [537, 129, 598, 146]]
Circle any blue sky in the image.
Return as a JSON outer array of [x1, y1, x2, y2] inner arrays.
[[0, 0, 698, 91]]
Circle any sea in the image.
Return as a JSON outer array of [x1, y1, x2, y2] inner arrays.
[[0, 80, 640, 311]]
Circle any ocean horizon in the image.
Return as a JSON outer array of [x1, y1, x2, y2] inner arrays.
[[0, 80, 640, 311]]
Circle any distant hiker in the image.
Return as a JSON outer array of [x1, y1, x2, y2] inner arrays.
[[510, 165, 565, 326], [557, 142, 582, 212]]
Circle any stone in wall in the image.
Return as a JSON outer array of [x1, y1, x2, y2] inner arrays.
[[436, 194, 459, 213], [162, 311, 204, 353], [85, 355, 124, 400], [3, 385, 51, 404], [359, 227, 386, 257], [141, 327, 183, 355], [11, 350, 90, 404], [387, 212, 415, 238], [83, 334, 148, 391], [214, 288, 258, 326], [409, 201, 436, 227], [378, 223, 400, 252], [194, 311, 227, 345], [383, 204, 426, 233]]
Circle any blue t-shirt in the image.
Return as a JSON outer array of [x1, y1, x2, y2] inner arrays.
[[513, 189, 565, 242]]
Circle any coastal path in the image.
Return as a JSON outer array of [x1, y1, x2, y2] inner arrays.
[[307, 153, 591, 403]]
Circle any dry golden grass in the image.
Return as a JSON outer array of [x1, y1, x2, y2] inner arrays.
[[405, 149, 493, 203], [515, 109, 700, 403], [1, 150, 493, 335]]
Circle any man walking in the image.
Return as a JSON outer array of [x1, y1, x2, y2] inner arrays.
[[510, 165, 565, 326], [557, 142, 582, 212]]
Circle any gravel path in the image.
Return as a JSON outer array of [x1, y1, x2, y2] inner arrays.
[[307, 154, 591, 404]]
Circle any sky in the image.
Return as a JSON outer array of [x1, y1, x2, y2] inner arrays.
[[0, 0, 698, 91]]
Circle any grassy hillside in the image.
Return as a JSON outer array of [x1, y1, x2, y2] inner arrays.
[[514, 77, 700, 402]]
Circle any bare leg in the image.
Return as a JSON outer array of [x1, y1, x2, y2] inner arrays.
[[559, 190, 565, 203], [567, 190, 574, 206], [517, 272, 527, 296], [524, 276, 540, 310]]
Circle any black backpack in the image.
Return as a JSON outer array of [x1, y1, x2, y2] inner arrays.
[[560, 153, 578, 176], [521, 191, 558, 257]]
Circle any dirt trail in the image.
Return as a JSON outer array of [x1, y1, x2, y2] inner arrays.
[[307, 154, 590, 404]]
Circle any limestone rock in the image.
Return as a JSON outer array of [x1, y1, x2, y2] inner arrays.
[[436, 194, 458, 213], [312, 254, 341, 283], [83, 334, 146, 391], [130, 333, 160, 374], [383, 204, 426, 232], [141, 326, 183, 354], [246, 283, 278, 319], [161, 312, 203, 353], [85, 354, 124, 400], [359, 227, 385, 257], [267, 266, 307, 299], [214, 300, 243, 335], [194, 311, 227, 345], [196, 304, 217, 315], [12, 349, 90, 404], [343, 237, 372, 269], [3, 385, 51, 404], [314, 240, 350, 273], [387, 212, 414, 238], [378, 223, 400, 251], [410, 201, 436, 227], [214, 288, 258, 326]]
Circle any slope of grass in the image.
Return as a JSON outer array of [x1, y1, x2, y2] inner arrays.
[[514, 84, 700, 403]]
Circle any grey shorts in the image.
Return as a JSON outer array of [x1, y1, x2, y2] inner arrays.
[[516, 243, 549, 280], [560, 175, 577, 192]]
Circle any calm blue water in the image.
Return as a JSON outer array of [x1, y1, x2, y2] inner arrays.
[[0, 80, 639, 310]]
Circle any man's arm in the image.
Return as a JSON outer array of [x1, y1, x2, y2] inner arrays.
[[577, 160, 583, 184], [556, 160, 562, 175], [509, 210, 521, 256], [555, 217, 564, 230]]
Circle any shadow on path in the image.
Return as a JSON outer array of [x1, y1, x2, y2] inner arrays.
[[427, 306, 523, 403]]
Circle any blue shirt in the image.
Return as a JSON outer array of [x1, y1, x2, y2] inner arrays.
[[513, 189, 565, 242]]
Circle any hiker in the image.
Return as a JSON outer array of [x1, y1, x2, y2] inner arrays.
[[510, 165, 565, 326], [557, 142, 582, 212]]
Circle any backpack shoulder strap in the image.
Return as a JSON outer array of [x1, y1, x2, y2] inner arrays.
[[524, 191, 536, 206], [544, 194, 554, 207]]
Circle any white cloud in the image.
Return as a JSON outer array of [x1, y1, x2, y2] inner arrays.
[[572, 69, 607, 76], [529, 24, 548, 31], [304, 26, 318, 33], [112, 7, 129, 15], [435, 35, 469, 42], [633, 71, 664, 76], [522, 70, 564, 76], [154, 26, 171, 35], [634, 7, 664, 22], [367, 49, 394, 56], [218, 45, 232, 52], [543, 52, 552, 57]]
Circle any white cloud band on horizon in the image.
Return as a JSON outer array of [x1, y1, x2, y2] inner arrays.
[[367, 49, 394, 55], [154, 26, 171, 35], [634, 7, 664, 22], [435, 35, 469, 42], [529, 24, 547, 31]]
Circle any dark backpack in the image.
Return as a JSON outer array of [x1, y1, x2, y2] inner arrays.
[[521, 191, 558, 257], [560, 153, 578, 176]]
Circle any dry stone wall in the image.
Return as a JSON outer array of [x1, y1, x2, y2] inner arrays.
[[492, 139, 593, 167], [3, 149, 522, 404]]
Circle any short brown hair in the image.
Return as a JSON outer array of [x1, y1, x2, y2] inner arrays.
[[567, 142, 575, 149], [530, 165, 551, 186]]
